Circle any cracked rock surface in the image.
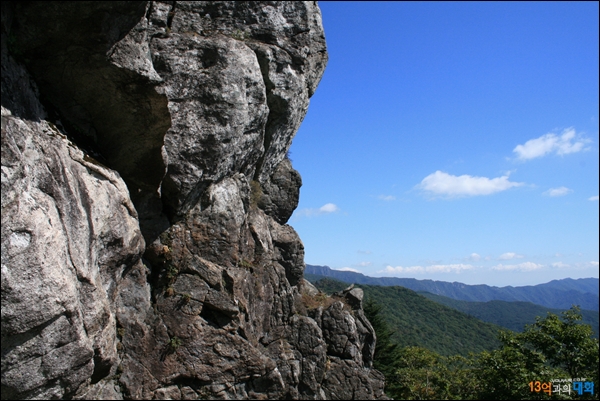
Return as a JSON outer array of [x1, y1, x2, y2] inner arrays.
[[1, 2, 386, 399]]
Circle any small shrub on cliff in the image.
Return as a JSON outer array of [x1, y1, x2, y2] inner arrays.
[[181, 293, 191, 304], [159, 231, 172, 247], [168, 336, 182, 351], [166, 264, 179, 281], [301, 292, 334, 311], [250, 180, 263, 208]]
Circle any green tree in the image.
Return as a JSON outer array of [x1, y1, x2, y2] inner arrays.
[[392, 346, 443, 400], [520, 306, 599, 380], [364, 299, 400, 376], [474, 306, 599, 400], [364, 298, 403, 398], [474, 330, 553, 400]]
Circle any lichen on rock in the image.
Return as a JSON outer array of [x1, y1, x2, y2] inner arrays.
[[1, 2, 386, 399]]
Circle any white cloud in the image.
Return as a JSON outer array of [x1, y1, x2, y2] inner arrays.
[[296, 203, 340, 217], [418, 171, 524, 198], [469, 253, 481, 262], [357, 250, 372, 254], [551, 262, 570, 269], [357, 261, 372, 267], [491, 262, 543, 271], [319, 203, 339, 213], [499, 252, 525, 260], [335, 267, 361, 273], [378, 195, 396, 201], [589, 195, 599, 201], [383, 264, 474, 274], [543, 187, 572, 197], [513, 128, 590, 161], [551, 261, 599, 270]]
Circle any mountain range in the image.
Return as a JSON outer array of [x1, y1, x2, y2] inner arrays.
[[305, 264, 599, 311]]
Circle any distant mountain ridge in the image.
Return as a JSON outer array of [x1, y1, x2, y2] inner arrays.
[[417, 293, 599, 337], [305, 265, 599, 311]]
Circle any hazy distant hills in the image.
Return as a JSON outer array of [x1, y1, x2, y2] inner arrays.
[[417, 293, 599, 337], [305, 264, 599, 311]]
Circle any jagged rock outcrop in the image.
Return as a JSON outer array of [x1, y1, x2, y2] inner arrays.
[[1, 2, 386, 399]]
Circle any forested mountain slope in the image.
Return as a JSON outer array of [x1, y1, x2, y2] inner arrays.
[[312, 278, 503, 357], [418, 292, 599, 337]]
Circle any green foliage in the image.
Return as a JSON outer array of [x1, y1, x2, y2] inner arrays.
[[168, 336, 182, 351], [166, 264, 179, 280], [363, 298, 400, 378], [474, 331, 553, 400], [386, 306, 599, 400], [519, 307, 599, 380], [392, 346, 452, 400], [229, 29, 247, 40]]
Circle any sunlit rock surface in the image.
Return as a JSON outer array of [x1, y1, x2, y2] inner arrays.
[[1, 2, 386, 399]]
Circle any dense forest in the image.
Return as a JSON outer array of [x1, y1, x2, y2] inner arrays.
[[418, 292, 599, 337], [312, 278, 599, 399]]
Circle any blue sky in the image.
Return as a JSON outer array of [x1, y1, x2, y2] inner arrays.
[[289, 1, 599, 287]]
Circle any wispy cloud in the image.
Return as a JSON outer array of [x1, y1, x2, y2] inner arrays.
[[491, 262, 543, 271], [551, 262, 570, 269], [498, 252, 525, 260], [513, 128, 590, 161], [383, 264, 474, 274], [469, 253, 481, 262], [418, 171, 524, 198], [589, 195, 599, 201], [543, 187, 572, 197], [296, 203, 340, 217], [335, 267, 361, 273], [378, 195, 396, 201], [357, 250, 372, 255], [357, 261, 372, 267], [551, 261, 599, 270]]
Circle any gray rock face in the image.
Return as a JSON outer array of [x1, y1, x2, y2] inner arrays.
[[1, 2, 386, 399], [1, 53, 145, 399]]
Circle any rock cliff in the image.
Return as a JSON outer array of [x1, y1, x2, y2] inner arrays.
[[1, 2, 386, 399]]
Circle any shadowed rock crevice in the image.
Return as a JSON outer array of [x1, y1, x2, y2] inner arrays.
[[4, 1, 172, 242]]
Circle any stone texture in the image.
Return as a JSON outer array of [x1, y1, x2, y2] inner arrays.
[[259, 157, 302, 224], [1, 52, 145, 399], [1, 2, 386, 400]]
